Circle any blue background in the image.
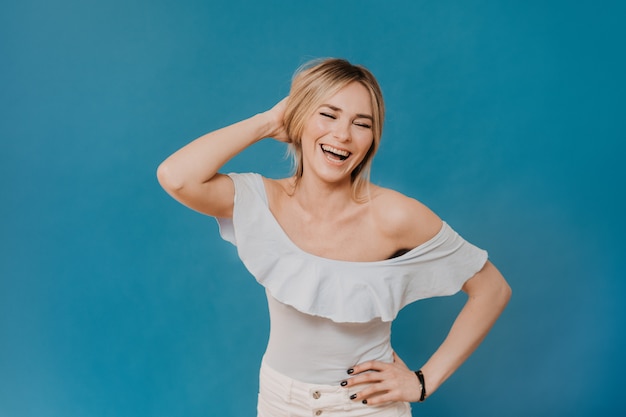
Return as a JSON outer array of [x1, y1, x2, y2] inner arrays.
[[2, 1, 624, 416]]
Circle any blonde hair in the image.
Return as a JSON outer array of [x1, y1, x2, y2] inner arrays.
[[283, 58, 385, 201]]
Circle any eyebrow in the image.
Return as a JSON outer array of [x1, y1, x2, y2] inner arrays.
[[320, 104, 373, 120]]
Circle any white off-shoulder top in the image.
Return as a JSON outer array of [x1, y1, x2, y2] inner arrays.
[[216, 173, 488, 384]]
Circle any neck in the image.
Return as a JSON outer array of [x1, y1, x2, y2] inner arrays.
[[291, 174, 358, 219]]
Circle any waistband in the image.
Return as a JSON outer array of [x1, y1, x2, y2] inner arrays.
[[258, 360, 411, 417]]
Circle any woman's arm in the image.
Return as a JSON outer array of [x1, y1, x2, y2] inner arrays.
[[156, 98, 289, 217], [419, 261, 511, 397], [344, 261, 511, 405]]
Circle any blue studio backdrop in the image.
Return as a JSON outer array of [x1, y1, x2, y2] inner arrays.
[[1, 1, 624, 416]]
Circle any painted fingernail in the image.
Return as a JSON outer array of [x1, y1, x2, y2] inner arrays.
[[340, 380, 347, 386], [350, 394, 357, 400], [362, 399, 368, 405], [347, 368, 354, 374]]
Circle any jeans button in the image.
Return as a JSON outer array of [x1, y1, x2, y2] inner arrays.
[[312, 391, 321, 399]]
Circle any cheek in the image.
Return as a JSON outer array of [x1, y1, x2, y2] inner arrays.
[[354, 130, 374, 149], [305, 115, 333, 135], [311, 119, 331, 136]]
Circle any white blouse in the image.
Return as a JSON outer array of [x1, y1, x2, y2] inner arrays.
[[216, 173, 488, 384]]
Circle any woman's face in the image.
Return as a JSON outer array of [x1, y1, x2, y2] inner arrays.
[[300, 81, 374, 185]]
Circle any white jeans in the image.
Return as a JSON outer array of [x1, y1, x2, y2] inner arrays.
[[257, 361, 412, 417]]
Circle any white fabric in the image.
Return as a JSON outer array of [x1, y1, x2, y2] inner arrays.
[[258, 360, 412, 417], [263, 288, 393, 384], [216, 172, 488, 323], [215, 172, 489, 385]]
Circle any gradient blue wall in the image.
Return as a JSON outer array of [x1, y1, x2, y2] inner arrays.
[[2, 1, 624, 416]]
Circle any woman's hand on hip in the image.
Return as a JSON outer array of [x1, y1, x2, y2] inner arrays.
[[342, 352, 423, 405]]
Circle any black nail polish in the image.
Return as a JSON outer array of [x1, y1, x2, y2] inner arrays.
[[340, 380, 347, 387], [350, 394, 357, 400], [362, 399, 368, 405], [347, 368, 354, 374]]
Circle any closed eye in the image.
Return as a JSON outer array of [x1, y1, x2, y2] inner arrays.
[[354, 121, 372, 128], [320, 112, 336, 119]]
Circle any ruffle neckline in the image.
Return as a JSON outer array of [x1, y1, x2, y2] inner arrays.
[[217, 173, 488, 323]]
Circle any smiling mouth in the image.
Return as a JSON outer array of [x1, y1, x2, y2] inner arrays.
[[321, 144, 351, 161]]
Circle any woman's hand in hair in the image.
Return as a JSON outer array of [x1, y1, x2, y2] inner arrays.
[[263, 97, 291, 143]]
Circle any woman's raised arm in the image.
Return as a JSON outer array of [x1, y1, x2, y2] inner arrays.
[[156, 98, 289, 218]]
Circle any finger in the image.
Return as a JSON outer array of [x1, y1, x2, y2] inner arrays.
[[348, 360, 390, 375], [342, 370, 385, 388], [361, 390, 399, 406], [355, 378, 411, 406], [350, 382, 394, 405]]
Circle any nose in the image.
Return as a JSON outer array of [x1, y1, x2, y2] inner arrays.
[[332, 120, 351, 142]]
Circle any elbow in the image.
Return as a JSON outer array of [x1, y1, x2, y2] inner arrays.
[[486, 261, 512, 309], [491, 273, 512, 312], [499, 280, 512, 309], [465, 262, 512, 311], [156, 161, 184, 193]]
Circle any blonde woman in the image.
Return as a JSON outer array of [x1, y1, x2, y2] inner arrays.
[[157, 58, 511, 416]]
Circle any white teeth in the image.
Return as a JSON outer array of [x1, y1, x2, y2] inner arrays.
[[321, 144, 350, 157]]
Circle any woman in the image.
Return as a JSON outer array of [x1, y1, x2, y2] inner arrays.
[[157, 58, 511, 416]]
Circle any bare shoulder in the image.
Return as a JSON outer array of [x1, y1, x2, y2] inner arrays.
[[369, 184, 443, 248], [262, 176, 295, 207], [263, 176, 291, 194]]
